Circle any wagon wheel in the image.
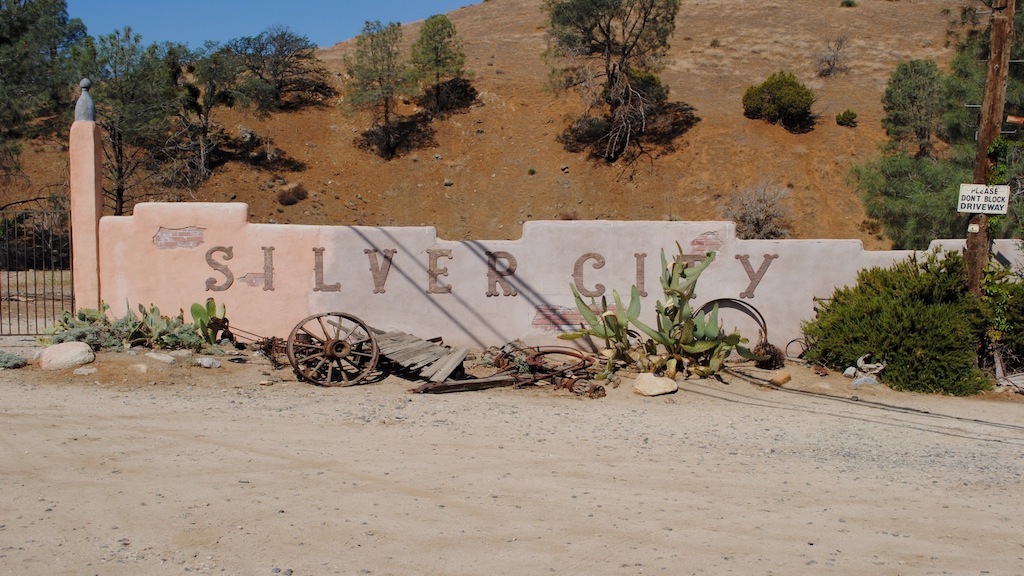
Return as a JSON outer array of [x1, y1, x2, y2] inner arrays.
[[286, 312, 380, 386]]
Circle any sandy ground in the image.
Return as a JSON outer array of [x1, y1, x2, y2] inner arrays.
[[2, 337, 1024, 576]]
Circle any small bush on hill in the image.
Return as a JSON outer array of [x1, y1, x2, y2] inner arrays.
[[836, 109, 858, 127], [817, 36, 848, 78], [802, 250, 992, 395], [723, 182, 793, 239], [743, 71, 816, 132]]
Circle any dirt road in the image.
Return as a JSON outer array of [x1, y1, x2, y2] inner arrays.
[[1, 344, 1023, 575]]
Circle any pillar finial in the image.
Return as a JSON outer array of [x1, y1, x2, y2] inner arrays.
[[74, 78, 94, 121]]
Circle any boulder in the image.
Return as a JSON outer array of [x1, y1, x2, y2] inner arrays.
[[633, 373, 679, 396], [39, 342, 95, 371], [145, 352, 175, 364], [769, 370, 793, 386], [195, 357, 221, 369]]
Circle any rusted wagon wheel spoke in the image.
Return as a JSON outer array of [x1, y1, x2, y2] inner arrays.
[[286, 312, 380, 386], [316, 316, 334, 340]]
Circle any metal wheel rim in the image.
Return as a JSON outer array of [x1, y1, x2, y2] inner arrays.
[[286, 312, 379, 386]]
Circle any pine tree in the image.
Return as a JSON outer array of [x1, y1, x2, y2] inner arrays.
[[344, 21, 415, 158], [410, 15, 466, 113], [882, 59, 942, 157]]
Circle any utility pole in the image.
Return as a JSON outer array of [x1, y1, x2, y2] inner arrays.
[[968, 0, 1016, 295]]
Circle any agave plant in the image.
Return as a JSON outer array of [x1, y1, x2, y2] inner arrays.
[[559, 284, 641, 379], [562, 245, 764, 380], [632, 249, 764, 378], [629, 247, 715, 377]]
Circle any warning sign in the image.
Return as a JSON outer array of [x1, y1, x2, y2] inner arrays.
[[957, 184, 1010, 214]]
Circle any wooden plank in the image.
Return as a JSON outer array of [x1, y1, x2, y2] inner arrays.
[[373, 331, 466, 381], [426, 347, 470, 382], [411, 374, 516, 394], [385, 338, 437, 352], [377, 339, 414, 355], [406, 350, 450, 371], [376, 336, 428, 354], [425, 348, 469, 382], [376, 331, 416, 344], [396, 343, 444, 362], [376, 332, 419, 344], [388, 341, 445, 363]]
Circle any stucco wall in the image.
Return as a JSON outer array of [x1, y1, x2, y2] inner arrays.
[[89, 201, 1023, 350]]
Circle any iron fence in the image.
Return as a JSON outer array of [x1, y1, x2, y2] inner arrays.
[[1, 209, 73, 335]]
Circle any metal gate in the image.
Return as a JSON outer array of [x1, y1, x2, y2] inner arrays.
[[1, 209, 73, 335]]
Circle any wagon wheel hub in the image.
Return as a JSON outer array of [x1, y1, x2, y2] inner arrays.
[[325, 339, 352, 360]]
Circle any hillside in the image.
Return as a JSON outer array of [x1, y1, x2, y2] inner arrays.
[[14, 0, 959, 248]]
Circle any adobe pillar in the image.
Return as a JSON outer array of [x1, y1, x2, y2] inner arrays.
[[69, 79, 103, 310]]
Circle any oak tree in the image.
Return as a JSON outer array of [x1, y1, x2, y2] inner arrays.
[[226, 25, 334, 111]]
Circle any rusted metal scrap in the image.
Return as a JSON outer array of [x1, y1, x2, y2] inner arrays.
[[411, 344, 599, 395], [205, 317, 288, 368]]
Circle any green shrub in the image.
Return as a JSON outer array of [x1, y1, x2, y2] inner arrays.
[[46, 304, 126, 350], [802, 251, 991, 395], [742, 71, 816, 131], [0, 350, 27, 369], [840, 0, 857, 7], [983, 265, 1024, 372], [836, 109, 858, 127], [46, 302, 205, 351], [1002, 281, 1024, 369]]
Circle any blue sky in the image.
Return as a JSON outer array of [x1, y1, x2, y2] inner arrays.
[[65, 1, 480, 48]]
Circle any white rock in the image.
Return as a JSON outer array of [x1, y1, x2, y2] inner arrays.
[[196, 357, 221, 369], [633, 373, 678, 396], [852, 375, 879, 388], [39, 342, 95, 371], [843, 366, 857, 378], [73, 366, 98, 376], [131, 363, 149, 374], [145, 352, 176, 364]]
